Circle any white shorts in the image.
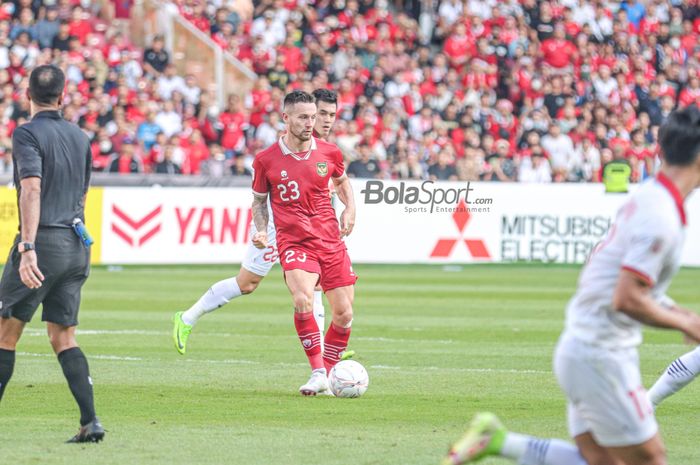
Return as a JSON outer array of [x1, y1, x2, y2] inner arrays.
[[554, 333, 657, 447], [241, 220, 278, 277]]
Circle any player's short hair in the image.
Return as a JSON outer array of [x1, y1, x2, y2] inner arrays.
[[283, 90, 315, 110], [312, 88, 337, 106], [28, 65, 65, 106], [659, 105, 700, 166]]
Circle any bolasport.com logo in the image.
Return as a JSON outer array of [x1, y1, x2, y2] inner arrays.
[[360, 180, 493, 214]]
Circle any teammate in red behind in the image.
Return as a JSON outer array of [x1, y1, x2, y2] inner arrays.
[[251, 90, 357, 396]]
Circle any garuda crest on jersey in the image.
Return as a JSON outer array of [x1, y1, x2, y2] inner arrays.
[[316, 162, 328, 177]]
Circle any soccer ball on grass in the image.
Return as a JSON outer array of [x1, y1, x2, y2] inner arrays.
[[328, 360, 369, 398]]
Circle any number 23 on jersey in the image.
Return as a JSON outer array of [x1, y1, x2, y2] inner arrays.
[[277, 180, 300, 202]]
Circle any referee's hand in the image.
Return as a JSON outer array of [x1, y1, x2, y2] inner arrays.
[[19, 251, 44, 289]]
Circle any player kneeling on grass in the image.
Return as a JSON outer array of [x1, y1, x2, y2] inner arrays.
[[252, 90, 357, 396], [443, 105, 700, 465]]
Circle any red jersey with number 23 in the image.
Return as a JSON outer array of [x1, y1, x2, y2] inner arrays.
[[252, 137, 345, 253]]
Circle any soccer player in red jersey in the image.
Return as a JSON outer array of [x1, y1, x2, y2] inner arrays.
[[251, 90, 357, 395], [172, 90, 343, 357]]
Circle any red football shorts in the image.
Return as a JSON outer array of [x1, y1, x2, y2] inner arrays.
[[279, 243, 358, 291]]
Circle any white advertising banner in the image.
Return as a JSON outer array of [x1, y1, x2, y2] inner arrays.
[[98, 181, 700, 266], [101, 187, 253, 264], [345, 179, 700, 266]]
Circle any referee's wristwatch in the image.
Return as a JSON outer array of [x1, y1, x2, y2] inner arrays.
[[18, 242, 35, 253]]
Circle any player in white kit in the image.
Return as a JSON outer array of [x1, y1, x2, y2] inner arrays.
[[172, 89, 342, 355], [442, 105, 700, 465]]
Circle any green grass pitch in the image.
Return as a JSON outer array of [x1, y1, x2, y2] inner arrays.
[[1, 264, 698, 464]]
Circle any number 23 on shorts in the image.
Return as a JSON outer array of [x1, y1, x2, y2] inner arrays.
[[284, 250, 307, 263]]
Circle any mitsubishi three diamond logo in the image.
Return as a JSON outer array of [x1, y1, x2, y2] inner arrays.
[[430, 200, 491, 259]]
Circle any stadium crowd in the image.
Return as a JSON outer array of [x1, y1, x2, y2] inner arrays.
[[0, 0, 699, 182]]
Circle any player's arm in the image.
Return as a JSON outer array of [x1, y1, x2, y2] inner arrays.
[[613, 271, 700, 342], [251, 155, 271, 249], [18, 176, 44, 288], [13, 126, 45, 289], [251, 192, 269, 249], [332, 172, 355, 238]]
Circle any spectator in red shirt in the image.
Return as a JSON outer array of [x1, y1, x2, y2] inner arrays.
[[188, 4, 211, 34], [277, 36, 304, 75], [541, 24, 577, 71], [626, 129, 653, 181], [68, 6, 92, 44], [112, 0, 133, 19], [108, 138, 143, 174], [181, 130, 210, 175], [443, 23, 474, 70], [219, 94, 248, 157], [679, 76, 700, 108]]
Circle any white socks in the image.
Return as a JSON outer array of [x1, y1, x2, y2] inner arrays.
[[181, 277, 242, 326], [313, 290, 325, 344], [648, 346, 700, 406], [501, 433, 587, 465], [180, 279, 327, 339]]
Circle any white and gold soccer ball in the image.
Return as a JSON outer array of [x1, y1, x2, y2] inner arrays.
[[328, 360, 369, 398]]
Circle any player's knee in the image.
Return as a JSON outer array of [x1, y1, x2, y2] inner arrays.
[[0, 333, 19, 350], [292, 292, 313, 312], [582, 453, 619, 465], [628, 441, 666, 465], [640, 447, 667, 465], [236, 273, 262, 295], [47, 328, 76, 354], [0, 319, 24, 349], [332, 305, 353, 327], [238, 281, 259, 295]]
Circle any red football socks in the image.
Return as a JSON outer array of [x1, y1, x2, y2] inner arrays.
[[323, 323, 351, 373], [294, 311, 323, 370]]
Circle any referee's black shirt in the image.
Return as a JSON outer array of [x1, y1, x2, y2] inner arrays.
[[11, 110, 92, 229]]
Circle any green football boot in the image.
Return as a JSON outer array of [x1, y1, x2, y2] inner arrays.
[[172, 311, 192, 355], [442, 412, 506, 464]]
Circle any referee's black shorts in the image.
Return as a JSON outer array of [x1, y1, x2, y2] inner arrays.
[[0, 229, 90, 327]]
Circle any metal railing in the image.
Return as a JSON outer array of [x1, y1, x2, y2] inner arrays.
[[100, 0, 257, 108]]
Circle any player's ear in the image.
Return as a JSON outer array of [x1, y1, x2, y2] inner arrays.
[[282, 112, 289, 123]]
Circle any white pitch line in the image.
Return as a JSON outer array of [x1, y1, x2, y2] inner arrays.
[[17, 352, 143, 361], [23, 328, 164, 336], [358, 336, 455, 344], [21, 329, 693, 350], [16, 351, 549, 374], [22, 328, 456, 344]]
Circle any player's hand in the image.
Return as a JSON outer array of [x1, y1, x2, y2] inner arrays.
[[19, 250, 44, 289], [252, 231, 268, 249], [339, 208, 355, 238]]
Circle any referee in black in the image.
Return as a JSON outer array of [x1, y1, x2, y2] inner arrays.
[[0, 65, 104, 443]]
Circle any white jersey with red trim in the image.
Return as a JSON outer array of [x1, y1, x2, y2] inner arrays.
[[564, 174, 687, 349]]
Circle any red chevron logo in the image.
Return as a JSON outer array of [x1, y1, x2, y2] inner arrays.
[[111, 205, 162, 247]]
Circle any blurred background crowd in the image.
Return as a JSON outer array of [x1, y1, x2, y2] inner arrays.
[[0, 0, 699, 182]]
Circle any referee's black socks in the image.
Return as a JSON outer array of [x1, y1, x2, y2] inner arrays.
[[57, 347, 96, 426], [0, 348, 15, 401]]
